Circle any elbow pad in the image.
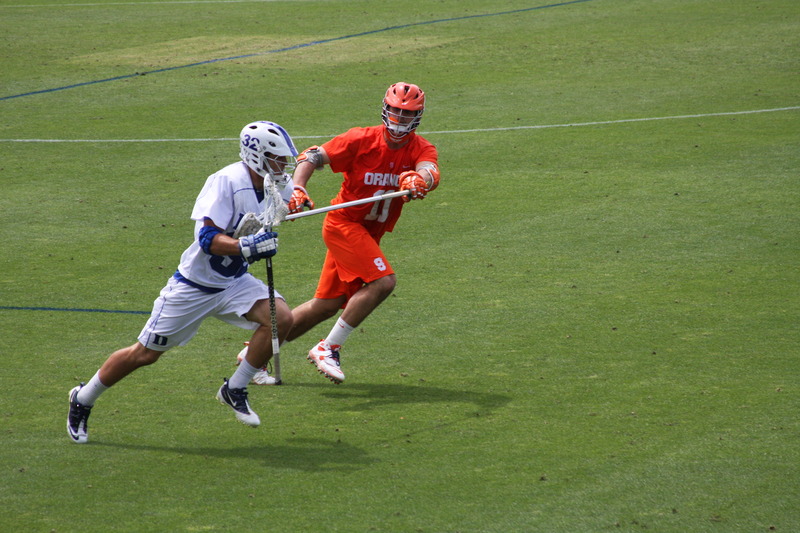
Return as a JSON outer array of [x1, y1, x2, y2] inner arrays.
[[297, 146, 325, 169], [198, 225, 223, 255]]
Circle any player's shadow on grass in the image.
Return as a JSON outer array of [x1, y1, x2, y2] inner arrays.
[[92, 384, 510, 471], [94, 438, 378, 472], [300, 382, 512, 415]]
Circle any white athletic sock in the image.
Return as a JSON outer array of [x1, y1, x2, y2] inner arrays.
[[76, 371, 109, 406], [325, 317, 355, 348], [229, 358, 259, 389]]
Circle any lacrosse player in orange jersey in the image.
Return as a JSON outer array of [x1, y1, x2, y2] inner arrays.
[[285, 82, 440, 383]]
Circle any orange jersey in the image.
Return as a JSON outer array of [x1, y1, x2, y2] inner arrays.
[[322, 126, 438, 235]]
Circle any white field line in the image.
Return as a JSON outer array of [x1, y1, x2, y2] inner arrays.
[[1, 1, 285, 7], [1, 106, 797, 143], [421, 106, 800, 134]]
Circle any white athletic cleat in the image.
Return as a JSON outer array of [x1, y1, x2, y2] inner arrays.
[[251, 368, 277, 386], [308, 341, 345, 384], [67, 384, 91, 444], [237, 343, 277, 386], [216, 379, 260, 427]]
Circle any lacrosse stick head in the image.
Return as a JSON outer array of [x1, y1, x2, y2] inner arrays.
[[263, 177, 290, 228], [382, 82, 425, 142], [239, 121, 298, 186]]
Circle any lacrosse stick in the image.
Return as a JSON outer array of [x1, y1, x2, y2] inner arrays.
[[235, 189, 413, 230], [285, 190, 411, 221], [262, 178, 289, 385]]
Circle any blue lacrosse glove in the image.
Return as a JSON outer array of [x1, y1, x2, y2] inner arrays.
[[239, 231, 278, 264]]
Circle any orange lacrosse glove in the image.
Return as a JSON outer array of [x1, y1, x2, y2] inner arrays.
[[288, 185, 314, 213], [397, 171, 429, 202]]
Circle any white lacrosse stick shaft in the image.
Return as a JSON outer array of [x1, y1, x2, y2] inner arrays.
[[284, 190, 411, 221]]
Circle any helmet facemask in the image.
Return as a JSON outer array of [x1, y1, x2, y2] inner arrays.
[[382, 104, 423, 141], [260, 153, 297, 188]]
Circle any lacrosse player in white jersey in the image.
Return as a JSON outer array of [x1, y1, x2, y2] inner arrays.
[[67, 121, 298, 443]]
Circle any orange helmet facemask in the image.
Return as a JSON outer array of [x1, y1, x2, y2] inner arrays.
[[381, 82, 425, 142]]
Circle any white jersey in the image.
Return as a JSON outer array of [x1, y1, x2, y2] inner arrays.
[[176, 161, 293, 290]]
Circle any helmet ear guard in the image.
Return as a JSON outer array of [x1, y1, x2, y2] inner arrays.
[[239, 121, 298, 182]]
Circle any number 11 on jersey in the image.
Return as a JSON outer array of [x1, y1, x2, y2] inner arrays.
[[364, 190, 393, 222]]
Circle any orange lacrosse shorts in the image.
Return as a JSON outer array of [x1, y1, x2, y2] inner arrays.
[[313, 218, 394, 302]]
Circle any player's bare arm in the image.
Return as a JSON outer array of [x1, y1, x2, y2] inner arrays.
[[199, 218, 277, 264]]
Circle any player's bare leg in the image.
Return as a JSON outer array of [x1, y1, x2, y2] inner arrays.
[[97, 343, 163, 386], [287, 296, 344, 342], [339, 274, 395, 328], [68, 342, 161, 443], [219, 297, 293, 426], [243, 298, 294, 368], [235, 298, 293, 385], [288, 274, 396, 340]]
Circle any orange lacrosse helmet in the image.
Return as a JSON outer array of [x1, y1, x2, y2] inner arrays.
[[382, 82, 425, 141]]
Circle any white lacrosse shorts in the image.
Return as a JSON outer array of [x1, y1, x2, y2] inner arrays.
[[137, 273, 282, 351]]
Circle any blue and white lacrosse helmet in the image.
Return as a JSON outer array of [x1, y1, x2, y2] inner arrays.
[[239, 121, 298, 185]]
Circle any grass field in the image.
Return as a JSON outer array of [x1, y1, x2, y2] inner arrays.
[[1, 0, 798, 531]]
